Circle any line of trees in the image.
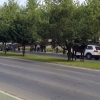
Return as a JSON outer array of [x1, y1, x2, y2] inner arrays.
[[0, 0, 100, 60]]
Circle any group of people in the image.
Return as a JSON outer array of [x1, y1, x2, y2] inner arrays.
[[30, 44, 46, 52], [30, 44, 59, 53]]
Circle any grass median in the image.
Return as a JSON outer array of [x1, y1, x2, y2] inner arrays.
[[0, 52, 100, 69]]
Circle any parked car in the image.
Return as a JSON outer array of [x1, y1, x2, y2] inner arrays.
[[76, 45, 100, 60], [6, 46, 13, 51]]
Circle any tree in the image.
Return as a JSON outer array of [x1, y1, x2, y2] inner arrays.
[[35, 0, 78, 60], [85, 0, 100, 43], [73, 0, 100, 45], [11, 0, 39, 56], [0, 22, 11, 54], [35, 0, 51, 42], [0, 0, 20, 54], [49, 2, 62, 44], [11, 10, 34, 56], [48, 0, 100, 60], [48, 0, 78, 60]]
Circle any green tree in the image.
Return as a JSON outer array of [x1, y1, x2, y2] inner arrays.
[[35, 0, 77, 59], [48, 0, 78, 60], [74, 0, 100, 44], [48, 0, 100, 60], [0, 0, 20, 54], [85, 0, 100, 43], [11, 10, 35, 56], [11, 0, 39, 56], [35, 0, 50, 41]]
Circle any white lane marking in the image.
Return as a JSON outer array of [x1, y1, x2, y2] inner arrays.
[[0, 90, 23, 100]]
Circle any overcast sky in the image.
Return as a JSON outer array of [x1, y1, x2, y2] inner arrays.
[[0, 0, 85, 6], [0, 0, 27, 6]]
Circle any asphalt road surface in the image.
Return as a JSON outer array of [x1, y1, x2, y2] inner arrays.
[[0, 56, 100, 100]]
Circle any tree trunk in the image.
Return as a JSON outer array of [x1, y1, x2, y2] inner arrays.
[[67, 47, 72, 61], [4, 42, 7, 54], [22, 45, 25, 56], [2, 42, 5, 53], [66, 44, 72, 61]]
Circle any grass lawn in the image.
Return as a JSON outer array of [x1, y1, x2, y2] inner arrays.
[[0, 52, 100, 69]]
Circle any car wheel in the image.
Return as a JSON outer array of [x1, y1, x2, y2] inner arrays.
[[86, 53, 92, 60], [95, 57, 99, 60]]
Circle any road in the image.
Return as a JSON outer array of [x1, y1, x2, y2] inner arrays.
[[0, 56, 100, 100]]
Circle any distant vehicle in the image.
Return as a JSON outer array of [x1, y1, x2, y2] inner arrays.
[[76, 45, 100, 60], [6, 46, 13, 51], [6, 43, 13, 51], [0, 42, 19, 51]]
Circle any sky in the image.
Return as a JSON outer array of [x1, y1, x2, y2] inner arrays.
[[0, 0, 27, 6], [0, 0, 85, 6]]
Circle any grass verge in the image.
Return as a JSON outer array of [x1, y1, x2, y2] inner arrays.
[[0, 52, 100, 69]]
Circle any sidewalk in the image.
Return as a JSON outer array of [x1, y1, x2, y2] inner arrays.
[[0, 90, 22, 100]]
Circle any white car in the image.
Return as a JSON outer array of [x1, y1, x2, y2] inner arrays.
[[76, 45, 100, 60]]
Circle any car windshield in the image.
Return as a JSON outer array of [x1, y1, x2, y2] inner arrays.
[[95, 46, 100, 50]]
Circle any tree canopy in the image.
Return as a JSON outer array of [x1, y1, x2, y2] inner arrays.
[[0, 0, 100, 59]]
